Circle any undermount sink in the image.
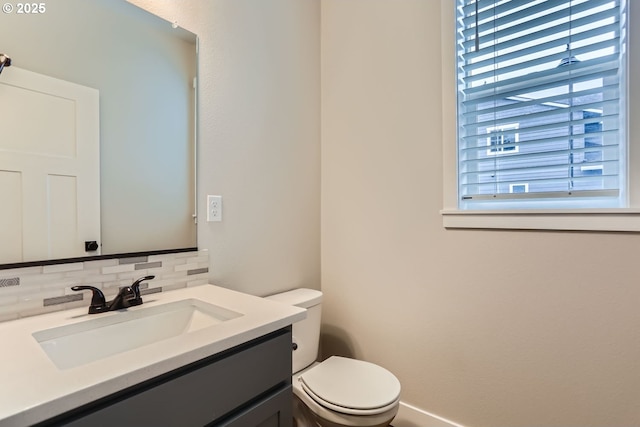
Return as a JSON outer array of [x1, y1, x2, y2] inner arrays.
[[32, 298, 243, 370]]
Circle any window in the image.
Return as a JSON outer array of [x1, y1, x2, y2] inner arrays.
[[486, 123, 519, 155], [510, 183, 529, 193], [456, 0, 627, 211]]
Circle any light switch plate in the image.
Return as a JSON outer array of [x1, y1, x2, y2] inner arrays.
[[207, 195, 222, 222]]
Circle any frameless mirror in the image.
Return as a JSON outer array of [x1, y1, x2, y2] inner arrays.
[[0, 0, 197, 267]]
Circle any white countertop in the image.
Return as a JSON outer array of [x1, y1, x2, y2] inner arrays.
[[0, 284, 306, 427]]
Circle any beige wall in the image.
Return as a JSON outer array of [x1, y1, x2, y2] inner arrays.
[[132, 0, 321, 296], [321, 1, 640, 426]]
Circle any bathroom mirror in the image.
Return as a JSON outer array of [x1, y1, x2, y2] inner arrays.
[[0, 0, 197, 267]]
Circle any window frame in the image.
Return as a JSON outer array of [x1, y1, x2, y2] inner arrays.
[[441, 0, 640, 232], [440, 0, 640, 232], [486, 123, 520, 156]]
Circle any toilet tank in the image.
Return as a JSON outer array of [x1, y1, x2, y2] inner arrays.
[[266, 288, 322, 374]]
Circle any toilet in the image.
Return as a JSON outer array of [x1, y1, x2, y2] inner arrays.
[[266, 289, 401, 427]]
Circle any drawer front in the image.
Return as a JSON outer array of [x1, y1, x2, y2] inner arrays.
[[59, 329, 292, 427], [215, 385, 292, 427]]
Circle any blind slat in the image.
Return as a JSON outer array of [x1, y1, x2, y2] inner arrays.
[[461, 0, 618, 42], [467, 99, 619, 131], [463, 39, 619, 86], [462, 83, 619, 118], [460, 139, 620, 158], [462, 54, 619, 99], [461, 159, 620, 178], [461, 190, 619, 201], [463, 22, 619, 75], [461, 71, 619, 109], [460, 129, 620, 157], [461, 114, 619, 145], [461, 0, 535, 21], [462, 10, 620, 59]]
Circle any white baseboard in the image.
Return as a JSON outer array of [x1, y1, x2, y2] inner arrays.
[[393, 401, 465, 427]]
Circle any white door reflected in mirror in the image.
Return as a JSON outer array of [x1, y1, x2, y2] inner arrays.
[[0, 67, 100, 263]]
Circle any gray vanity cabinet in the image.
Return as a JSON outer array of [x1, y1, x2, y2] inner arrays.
[[38, 328, 293, 427]]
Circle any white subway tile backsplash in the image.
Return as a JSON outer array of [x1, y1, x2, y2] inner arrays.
[[145, 278, 175, 289], [43, 294, 83, 306], [67, 274, 118, 285], [0, 277, 19, 288], [158, 270, 190, 280], [116, 270, 151, 281], [148, 257, 185, 268], [0, 294, 18, 307], [185, 254, 209, 264], [0, 266, 42, 279], [43, 263, 84, 274], [83, 259, 118, 270], [39, 278, 77, 292], [101, 264, 136, 275], [173, 251, 197, 259], [174, 263, 200, 272], [0, 250, 209, 321], [19, 291, 63, 311], [64, 268, 101, 278], [187, 268, 208, 276], [140, 287, 162, 296], [19, 272, 65, 287], [135, 261, 162, 270], [102, 279, 131, 290], [148, 253, 173, 262], [118, 256, 148, 265]]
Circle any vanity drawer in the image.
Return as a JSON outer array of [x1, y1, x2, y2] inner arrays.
[[216, 385, 292, 427], [54, 328, 292, 427]]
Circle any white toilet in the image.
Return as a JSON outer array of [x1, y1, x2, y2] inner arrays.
[[266, 288, 401, 427]]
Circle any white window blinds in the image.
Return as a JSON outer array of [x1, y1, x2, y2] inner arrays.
[[456, 0, 627, 210]]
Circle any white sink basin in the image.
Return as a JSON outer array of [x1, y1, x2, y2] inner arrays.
[[32, 298, 243, 370]]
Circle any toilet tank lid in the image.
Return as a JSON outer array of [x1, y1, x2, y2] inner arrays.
[[266, 288, 322, 308]]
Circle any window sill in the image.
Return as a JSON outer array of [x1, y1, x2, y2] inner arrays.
[[441, 209, 640, 232]]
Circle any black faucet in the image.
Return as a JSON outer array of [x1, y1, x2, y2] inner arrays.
[[72, 275, 155, 314]]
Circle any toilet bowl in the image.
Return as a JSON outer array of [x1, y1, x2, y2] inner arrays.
[[293, 358, 400, 427], [266, 289, 401, 427]]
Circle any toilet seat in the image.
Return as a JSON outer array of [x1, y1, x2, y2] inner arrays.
[[298, 356, 401, 416]]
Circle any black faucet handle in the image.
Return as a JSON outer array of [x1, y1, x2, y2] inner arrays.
[[117, 285, 135, 297], [130, 275, 155, 304], [71, 285, 108, 314]]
